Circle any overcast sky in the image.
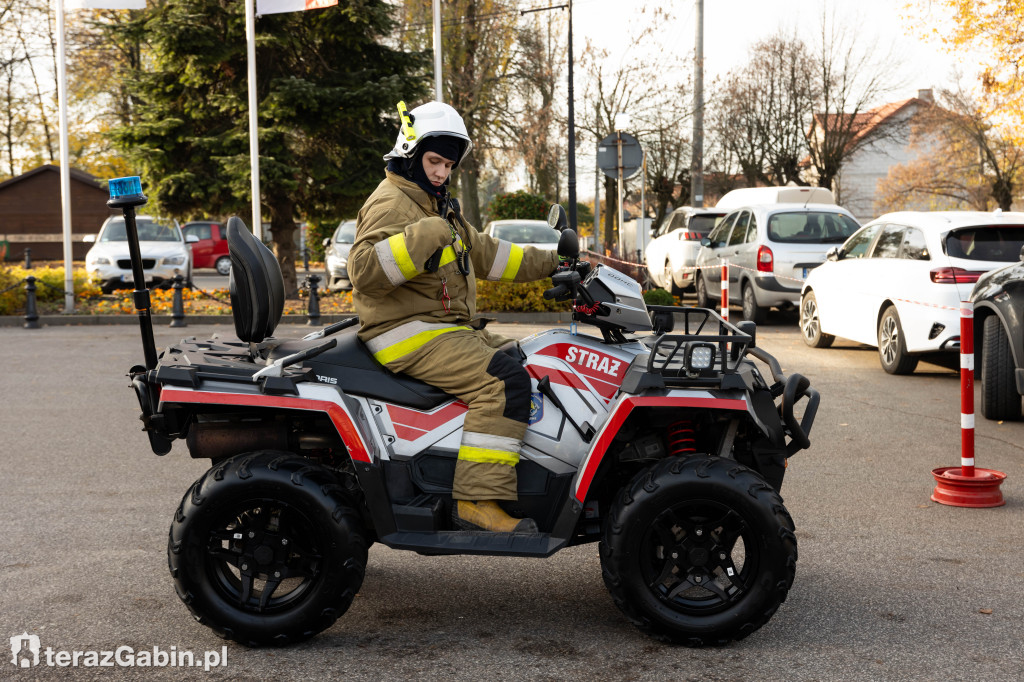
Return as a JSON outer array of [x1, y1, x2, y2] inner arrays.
[[572, 0, 971, 104]]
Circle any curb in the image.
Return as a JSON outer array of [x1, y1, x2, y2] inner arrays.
[[0, 311, 572, 328]]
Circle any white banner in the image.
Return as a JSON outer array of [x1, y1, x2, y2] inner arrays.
[[256, 0, 337, 15], [65, 0, 146, 8]]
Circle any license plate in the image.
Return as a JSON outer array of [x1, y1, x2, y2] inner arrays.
[[120, 274, 133, 283], [801, 267, 810, 278]]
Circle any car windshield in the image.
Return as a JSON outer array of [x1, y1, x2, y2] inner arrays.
[[493, 222, 559, 244], [944, 226, 1024, 261], [333, 220, 357, 244], [688, 214, 724, 236], [767, 211, 859, 243], [100, 218, 181, 242]]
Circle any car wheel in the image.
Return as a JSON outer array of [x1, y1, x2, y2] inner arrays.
[[695, 273, 710, 309], [800, 291, 834, 348], [663, 260, 681, 296], [980, 315, 1022, 420], [877, 306, 918, 374], [215, 256, 232, 276], [168, 451, 367, 646], [600, 455, 797, 646], [741, 283, 767, 324]]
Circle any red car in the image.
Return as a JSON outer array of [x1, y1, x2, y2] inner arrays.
[[182, 221, 231, 275]]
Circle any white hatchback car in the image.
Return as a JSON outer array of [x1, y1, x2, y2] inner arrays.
[[800, 211, 1024, 374], [645, 207, 726, 293], [85, 215, 195, 293], [482, 219, 559, 249], [694, 203, 861, 322]]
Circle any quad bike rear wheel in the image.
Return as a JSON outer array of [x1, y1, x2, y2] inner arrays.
[[600, 455, 797, 646], [168, 451, 367, 646]]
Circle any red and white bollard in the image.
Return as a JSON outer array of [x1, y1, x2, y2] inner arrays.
[[931, 300, 1006, 507], [720, 259, 729, 322]]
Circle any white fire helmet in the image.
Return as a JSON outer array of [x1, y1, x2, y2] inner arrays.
[[383, 101, 473, 167]]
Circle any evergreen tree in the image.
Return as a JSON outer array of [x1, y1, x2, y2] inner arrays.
[[112, 0, 426, 296]]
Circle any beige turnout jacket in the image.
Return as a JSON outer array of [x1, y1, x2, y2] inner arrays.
[[349, 171, 561, 355]]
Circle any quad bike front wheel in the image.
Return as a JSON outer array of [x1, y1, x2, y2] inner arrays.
[[168, 451, 367, 646], [600, 455, 797, 646]]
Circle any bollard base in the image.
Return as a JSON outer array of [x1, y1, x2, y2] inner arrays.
[[931, 467, 1006, 508]]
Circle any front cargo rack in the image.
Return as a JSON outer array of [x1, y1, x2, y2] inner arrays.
[[641, 305, 756, 388]]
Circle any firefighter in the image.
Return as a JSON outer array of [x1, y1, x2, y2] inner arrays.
[[349, 101, 562, 533]]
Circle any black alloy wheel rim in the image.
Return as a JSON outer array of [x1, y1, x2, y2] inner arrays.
[[638, 499, 758, 614], [205, 498, 324, 614]]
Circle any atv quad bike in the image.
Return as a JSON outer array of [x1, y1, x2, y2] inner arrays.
[[114, 180, 819, 647]]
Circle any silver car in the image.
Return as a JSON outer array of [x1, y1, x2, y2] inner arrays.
[[482, 219, 559, 249], [694, 203, 860, 322], [84, 215, 194, 294], [323, 219, 356, 291]]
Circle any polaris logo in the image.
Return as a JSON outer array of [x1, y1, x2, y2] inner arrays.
[[564, 346, 622, 376], [316, 374, 337, 385]]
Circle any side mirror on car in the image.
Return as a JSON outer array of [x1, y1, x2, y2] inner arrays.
[[83, 234, 96, 243], [826, 246, 840, 262], [1020, 244, 1024, 262], [185, 234, 200, 243], [322, 237, 332, 247], [700, 236, 711, 247]]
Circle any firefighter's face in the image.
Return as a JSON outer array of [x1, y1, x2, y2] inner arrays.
[[422, 151, 456, 187]]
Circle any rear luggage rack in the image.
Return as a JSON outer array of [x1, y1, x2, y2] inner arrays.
[[642, 306, 755, 388]]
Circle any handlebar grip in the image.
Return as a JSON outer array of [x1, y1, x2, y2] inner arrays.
[[544, 284, 569, 300]]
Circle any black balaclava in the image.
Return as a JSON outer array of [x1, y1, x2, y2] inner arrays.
[[387, 134, 466, 203]]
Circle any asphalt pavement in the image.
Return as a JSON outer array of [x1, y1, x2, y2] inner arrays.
[[1, 317, 1022, 680]]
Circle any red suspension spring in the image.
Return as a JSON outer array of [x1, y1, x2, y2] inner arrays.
[[667, 418, 697, 457]]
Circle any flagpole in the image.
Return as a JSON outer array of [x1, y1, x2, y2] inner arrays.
[[432, 0, 442, 101], [245, 0, 262, 240], [55, 0, 75, 313]]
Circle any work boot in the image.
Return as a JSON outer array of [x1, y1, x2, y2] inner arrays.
[[453, 500, 538, 533]]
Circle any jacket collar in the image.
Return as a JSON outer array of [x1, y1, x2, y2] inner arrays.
[[385, 170, 439, 215]]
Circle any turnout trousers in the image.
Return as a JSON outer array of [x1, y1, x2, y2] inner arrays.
[[366, 322, 531, 500]]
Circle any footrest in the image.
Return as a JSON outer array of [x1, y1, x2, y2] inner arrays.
[[379, 530, 564, 557]]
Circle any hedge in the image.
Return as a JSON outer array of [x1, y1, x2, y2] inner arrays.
[[0, 266, 102, 316]]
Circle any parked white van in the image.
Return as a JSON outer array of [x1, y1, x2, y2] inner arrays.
[[716, 186, 835, 210]]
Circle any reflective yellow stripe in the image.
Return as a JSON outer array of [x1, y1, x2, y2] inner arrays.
[[458, 445, 519, 466], [386, 234, 419, 281], [499, 243, 524, 281], [439, 236, 463, 267], [372, 325, 471, 365]]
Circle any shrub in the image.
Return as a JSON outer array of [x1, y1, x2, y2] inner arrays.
[[488, 190, 549, 222], [0, 266, 102, 315], [304, 220, 336, 263], [643, 287, 675, 306], [475, 279, 564, 312]]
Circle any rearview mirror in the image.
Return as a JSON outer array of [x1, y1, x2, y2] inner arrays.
[[700, 236, 711, 247], [83, 234, 96, 243], [826, 246, 840, 262], [547, 204, 568, 232], [557, 229, 579, 260], [322, 237, 331, 247], [185, 234, 199, 243]]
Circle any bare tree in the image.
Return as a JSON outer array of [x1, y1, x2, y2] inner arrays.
[[397, 0, 522, 229], [804, 12, 900, 191], [577, 10, 687, 251]]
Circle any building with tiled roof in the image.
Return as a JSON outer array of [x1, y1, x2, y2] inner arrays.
[[808, 90, 937, 221]]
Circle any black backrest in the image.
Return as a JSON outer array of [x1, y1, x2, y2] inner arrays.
[[227, 216, 284, 343]]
